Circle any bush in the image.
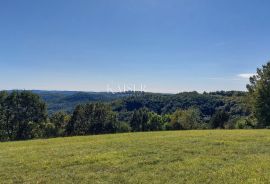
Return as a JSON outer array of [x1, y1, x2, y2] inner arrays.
[[147, 112, 165, 131], [115, 121, 131, 133], [235, 116, 257, 129], [169, 108, 202, 130]]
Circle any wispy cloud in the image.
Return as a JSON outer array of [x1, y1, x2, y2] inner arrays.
[[205, 77, 243, 81], [205, 73, 256, 81], [237, 73, 256, 79]]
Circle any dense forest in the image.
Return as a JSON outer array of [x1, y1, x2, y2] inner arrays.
[[1, 61, 270, 141]]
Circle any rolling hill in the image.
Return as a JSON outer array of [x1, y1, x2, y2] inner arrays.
[[31, 90, 134, 113], [0, 130, 270, 183]]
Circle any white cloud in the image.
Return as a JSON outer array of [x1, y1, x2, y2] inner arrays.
[[237, 73, 256, 79]]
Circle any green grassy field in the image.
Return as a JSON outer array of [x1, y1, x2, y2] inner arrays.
[[1, 130, 270, 184]]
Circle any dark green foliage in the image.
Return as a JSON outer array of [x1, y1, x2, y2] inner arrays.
[[169, 108, 202, 130], [0, 86, 260, 142], [45, 112, 70, 137], [130, 108, 149, 132], [234, 116, 257, 129], [34, 90, 133, 113], [0, 91, 47, 141], [32, 90, 250, 126], [247, 62, 270, 128], [210, 109, 229, 129], [147, 112, 165, 131], [66, 103, 119, 135], [115, 121, 131, 133], [113, 91, 248, 120], [0, 91, 8, 141], [130, 108, 166, 131], [209, 91, 247, 97]]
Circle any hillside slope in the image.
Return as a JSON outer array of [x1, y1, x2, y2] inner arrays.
[[31, 90, 133, 113], [0, 130, 270, 183], [29, 90, 248, 118]]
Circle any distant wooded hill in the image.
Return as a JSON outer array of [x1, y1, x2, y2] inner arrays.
[[25, 90, 248, 119], [30, 90, 134, 113]]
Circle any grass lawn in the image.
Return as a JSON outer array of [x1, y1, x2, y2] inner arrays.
[[1, 130, 270, 184]]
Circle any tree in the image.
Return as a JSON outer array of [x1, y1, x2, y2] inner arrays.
[[45, 111, 70, 137], [247, 61, 270, 127], [130, 110, 141, 131], [0, 91, 47, 141], [170, 108, 202, 130], [210, 109, 229, 129], [0, 91, 8, 141], [130, 108, 149, 131], [147, 112, 164, 131], [66, 103, 119, 135]]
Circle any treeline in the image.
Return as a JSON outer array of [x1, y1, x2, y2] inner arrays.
[[1, 61, 270, 141], [0, 90, 254, 141]]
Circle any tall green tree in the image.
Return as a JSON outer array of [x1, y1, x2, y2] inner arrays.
[[0, 91, 8, 141], [210, 109, 229, 129], [0, 91, 47, 141], [247, 62, 270, 127], [130, 108, 149, 131], [147, 112, 164, 131], [67, 103, 118, 135]]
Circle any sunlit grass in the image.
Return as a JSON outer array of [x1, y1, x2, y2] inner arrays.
[[1, 130, 270, 183]]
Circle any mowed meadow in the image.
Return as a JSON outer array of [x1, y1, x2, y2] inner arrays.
[[0, 130, 270, 184]]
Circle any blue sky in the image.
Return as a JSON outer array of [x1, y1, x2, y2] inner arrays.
[[0, 0, 269, 93]]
